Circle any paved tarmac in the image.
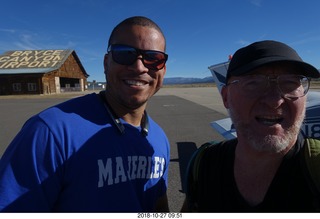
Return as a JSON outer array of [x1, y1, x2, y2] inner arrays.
[[0, 86, 228, 212]]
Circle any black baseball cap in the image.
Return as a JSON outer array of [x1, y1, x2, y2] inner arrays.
[[227, 40, 320, 80]]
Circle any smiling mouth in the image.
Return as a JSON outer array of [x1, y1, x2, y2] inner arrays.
[[125, 80, 148, 86], [256, 116, 284, 126]]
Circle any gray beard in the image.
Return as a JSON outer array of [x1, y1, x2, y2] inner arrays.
[[229, 108, 305, 153]]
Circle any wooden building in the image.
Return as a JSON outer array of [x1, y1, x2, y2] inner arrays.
[[0, 49, 89, 95]]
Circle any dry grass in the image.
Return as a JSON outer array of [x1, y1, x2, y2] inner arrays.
[[310, 80, 320, 89]]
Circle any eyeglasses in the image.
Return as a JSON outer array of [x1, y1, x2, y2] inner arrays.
[[107, 44, 168, 70], [227, 74, 310, 99]]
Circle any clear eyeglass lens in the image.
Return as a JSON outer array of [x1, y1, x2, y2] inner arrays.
[[233, 75, 310, 98], [278, 75, 309, 98]]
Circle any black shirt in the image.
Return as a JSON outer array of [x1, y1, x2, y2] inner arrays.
[[189, 134, 318, 212]]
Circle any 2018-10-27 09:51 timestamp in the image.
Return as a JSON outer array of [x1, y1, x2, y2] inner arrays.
[[137, 213, 183, 218]]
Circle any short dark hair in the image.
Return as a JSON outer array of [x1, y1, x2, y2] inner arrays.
[[107, 16, 166, 49]]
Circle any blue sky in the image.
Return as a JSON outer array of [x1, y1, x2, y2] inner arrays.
[[1, 0, 320, 82]]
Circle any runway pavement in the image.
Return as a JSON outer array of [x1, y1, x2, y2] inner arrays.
[[0, 86, 228, 212]]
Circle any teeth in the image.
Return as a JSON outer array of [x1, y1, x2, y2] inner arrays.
[[256, 116, 283, 125], [125, 80, 146, 86], [261, 116, 281, 120]]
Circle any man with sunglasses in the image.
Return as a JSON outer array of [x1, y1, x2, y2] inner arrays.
[[0, 16, 170, 212], [182, 40, 320, 212]]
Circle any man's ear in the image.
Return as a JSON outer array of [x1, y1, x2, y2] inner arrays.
[[221, 85, 229, 109], [162, 65, 167, 76], [104, 53, 109, 74]]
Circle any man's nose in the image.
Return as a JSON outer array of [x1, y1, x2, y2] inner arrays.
[[128, 55, 148, 72], [262, 83, 285, 108]]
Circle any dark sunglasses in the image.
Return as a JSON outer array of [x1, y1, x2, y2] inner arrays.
[[108, 44, 168, 70]]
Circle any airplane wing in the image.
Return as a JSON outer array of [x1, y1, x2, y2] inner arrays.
[[208, 61, 229, 94], [208, 60, 320, 140], [302, 91, 320, 139], [210, 118, 236, 140], [208, 61, 235, 140]]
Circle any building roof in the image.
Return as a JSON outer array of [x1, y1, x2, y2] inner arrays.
[[0, 49, 89, 77]]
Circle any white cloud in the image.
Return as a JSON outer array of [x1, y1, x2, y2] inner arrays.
[[236, 39, 251, 46], [0, 28, 16, 33], [250, 0, 262, 7]]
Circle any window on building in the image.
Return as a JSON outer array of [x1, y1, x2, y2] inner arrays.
[[12, 83, 21, 91], [28, 83, 37, 91]]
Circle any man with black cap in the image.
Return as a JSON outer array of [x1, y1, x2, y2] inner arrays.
[[181, 40, 320, 212]]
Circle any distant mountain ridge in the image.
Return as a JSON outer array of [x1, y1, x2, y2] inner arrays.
[[87, 76, 215, 86], [163, 76, 214, 85]]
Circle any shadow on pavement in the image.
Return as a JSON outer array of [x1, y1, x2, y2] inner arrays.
[[170, 142, 198, 193]]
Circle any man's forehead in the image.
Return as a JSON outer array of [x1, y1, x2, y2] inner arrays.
[[111, 25, 165, 50]]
